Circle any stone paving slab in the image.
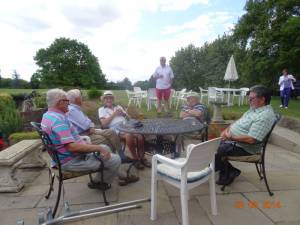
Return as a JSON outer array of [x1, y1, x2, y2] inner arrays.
[[0, 194, 42, 210], [4, 140, 300, 225], [170, 197, 212, 225], [197, 194, 276, 225], [244, 190, 300, 223], [1, 208, 42, 225]]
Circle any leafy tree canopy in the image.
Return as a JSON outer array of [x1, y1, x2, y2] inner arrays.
[[234, 0, 300, 89], [33, 37, 107, 88]]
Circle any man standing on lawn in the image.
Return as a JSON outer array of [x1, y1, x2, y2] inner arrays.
[[152, 56, 174, 116]]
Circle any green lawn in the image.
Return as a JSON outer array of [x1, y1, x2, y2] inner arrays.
[[1, 88, 300, 119]]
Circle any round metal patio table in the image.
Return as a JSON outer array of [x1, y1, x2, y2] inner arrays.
[[117, 118, 205, 156]]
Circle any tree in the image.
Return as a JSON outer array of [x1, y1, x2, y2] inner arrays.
[[133, 79, 153, 90], [233, 0, 300, 89], [11, 70, 20, 88], [115, 77, 132, 90], [33, 37, 107, 88], [170, 36, 241, 90]]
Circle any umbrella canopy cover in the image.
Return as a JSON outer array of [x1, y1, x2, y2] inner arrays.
[[224, 55, 238, 81]]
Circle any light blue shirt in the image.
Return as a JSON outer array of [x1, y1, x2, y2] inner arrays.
[[67, 104, 94, 134], [230, 105, 276, 154]]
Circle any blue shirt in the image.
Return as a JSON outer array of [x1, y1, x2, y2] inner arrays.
[[67, 104, 95, 134]]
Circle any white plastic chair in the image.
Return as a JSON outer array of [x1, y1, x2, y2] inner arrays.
[[199, 87, 208, 104], [133, 86, 142, 92], [175, 89, 189, 110], [151, 138, 221, 225], [208, 87, 224, 104], [169, 89, 176, 108], [147, 88, 158, 111], [126, 90, 142, 108], [239, 87, 250, 105]]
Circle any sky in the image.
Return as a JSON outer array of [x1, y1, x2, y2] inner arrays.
[[0, 0, 246, 83]]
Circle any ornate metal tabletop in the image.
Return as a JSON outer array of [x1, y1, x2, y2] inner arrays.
[[117, 118, 204, 135]]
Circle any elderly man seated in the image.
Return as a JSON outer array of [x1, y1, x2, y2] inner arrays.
[[179, 92, 208, 122], [41, 88, 121, 189], [215, 85, 276, 185], [66, 89, 121, 153], [98, 91, 151, 169]]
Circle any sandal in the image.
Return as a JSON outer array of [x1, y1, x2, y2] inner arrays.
[[134, 161, 144, 170], [88, 182, 111, 190], [119, 175, 139, 186], [141, 158, 151, 168]]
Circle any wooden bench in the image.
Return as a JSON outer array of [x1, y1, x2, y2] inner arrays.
[[0, 139, 46, 192]]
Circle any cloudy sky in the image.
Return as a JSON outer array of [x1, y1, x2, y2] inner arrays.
[[0, 0, 246, 83]]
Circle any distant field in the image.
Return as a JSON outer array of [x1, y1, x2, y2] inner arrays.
[[0, 89, 48, 94], [1, 88, 300, 119]]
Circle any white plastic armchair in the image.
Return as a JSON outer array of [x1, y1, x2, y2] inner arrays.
[[126, 90, 142, 108], [175, 88, 189, 110], [239, 87, 250, 105], [208, 87, 224, 104], [199, 87, 208, 103], [147, 88, 158, 111], [151, 138, 221, 225]]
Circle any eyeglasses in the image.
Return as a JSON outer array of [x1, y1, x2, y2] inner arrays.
[[60, 99, 69, 103], [248, 96, 258, 101]]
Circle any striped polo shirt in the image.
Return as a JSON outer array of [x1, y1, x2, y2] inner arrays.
[[41, 108, 84, 165], [181, 103, 207, 122], [230, 105, 276, 154]]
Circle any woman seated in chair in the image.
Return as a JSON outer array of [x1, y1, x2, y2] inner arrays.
[[98, 91, 151, 169]]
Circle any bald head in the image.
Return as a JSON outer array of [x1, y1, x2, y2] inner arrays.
[[160, 56, 166, 67]]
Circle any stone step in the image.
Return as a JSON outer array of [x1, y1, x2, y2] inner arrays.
[[269, 126, 300, 154]]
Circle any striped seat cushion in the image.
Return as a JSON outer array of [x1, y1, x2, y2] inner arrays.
[[157, 158, 212, 183]]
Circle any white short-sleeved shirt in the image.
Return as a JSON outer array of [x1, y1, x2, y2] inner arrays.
[[152, 65, 174, 89], [98, 105, 126, 130]]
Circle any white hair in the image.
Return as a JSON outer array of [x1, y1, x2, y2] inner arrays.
[[46, 89, 67, 108], [67, 89, 81, 103]]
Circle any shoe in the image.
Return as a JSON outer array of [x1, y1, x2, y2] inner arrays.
[[216, 171, 227, 185], [118, 175, 139, 186], [134, 161, 144, 170], [141, 158, 151, 168], [216, 168, 241, 186], [279, 105, 283, 108], [164, 112, 173, 117], [285, 107, 288, 109], [88, 182, 111, 190]]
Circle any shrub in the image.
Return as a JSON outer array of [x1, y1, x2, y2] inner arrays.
[[223, 111, 243, 120], [87, 88, 102, 99], [0, 93, 22, 141], [34, 93, 47, 108], [8, 131, 39, 144]]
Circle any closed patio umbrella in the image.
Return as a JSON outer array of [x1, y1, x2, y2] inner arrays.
[[224, 55, 238, 87]]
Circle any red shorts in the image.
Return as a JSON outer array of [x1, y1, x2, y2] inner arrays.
[[156, 88, 171, 101]]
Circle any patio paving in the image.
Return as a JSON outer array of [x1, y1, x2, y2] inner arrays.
[[2, 141, 300, 225]]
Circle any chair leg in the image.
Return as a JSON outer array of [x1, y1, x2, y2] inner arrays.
[[99, 167, 109, 206], [180, 185, 189, 225], [45, 168, 55, 199], [209, 171, 218, 215], [261, 161, 274, 196], [52, 177, 63, 218], [255, 163, 263, 180], [150, 161, 158, 220]]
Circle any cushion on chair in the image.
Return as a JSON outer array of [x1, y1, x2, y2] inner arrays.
[[157, 158, 212, 183], [51, 167, 94, 180], [227, 154, 261, 163]]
